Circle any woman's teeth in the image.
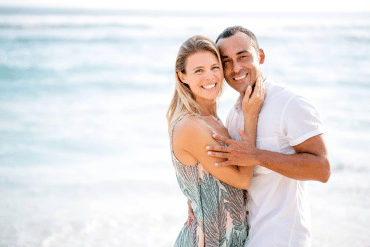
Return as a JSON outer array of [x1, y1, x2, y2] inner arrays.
[[202, 84, 216, 89]]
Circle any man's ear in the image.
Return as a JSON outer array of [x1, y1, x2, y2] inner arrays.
[[178, 71, 188, 85], [259, 49, 265, 64]]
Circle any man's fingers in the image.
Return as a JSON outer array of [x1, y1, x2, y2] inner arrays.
[[206, 145, 229, 153], [215, 160, 233, 167], [212, 133, 232, 145], [207, 151, 230, 158]]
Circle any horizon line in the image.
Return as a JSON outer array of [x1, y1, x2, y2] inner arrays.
[[1, 5, 370, 15]]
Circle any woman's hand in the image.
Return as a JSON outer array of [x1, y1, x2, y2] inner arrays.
[[242, 77, 266, 117]]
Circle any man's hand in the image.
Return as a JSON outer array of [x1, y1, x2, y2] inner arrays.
[[206, 128, 259, 167], [184, 199, 196, 226]]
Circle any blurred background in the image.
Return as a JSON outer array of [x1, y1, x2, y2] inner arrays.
[[0, 0, 370, 246]]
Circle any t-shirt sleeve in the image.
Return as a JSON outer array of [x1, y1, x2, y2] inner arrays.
[[281, 95, 323, 146]]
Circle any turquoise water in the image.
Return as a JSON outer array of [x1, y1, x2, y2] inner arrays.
[[1, 7, 370, 246]]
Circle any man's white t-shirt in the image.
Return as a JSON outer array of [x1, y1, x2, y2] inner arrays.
[[226, 78, 323, 247]]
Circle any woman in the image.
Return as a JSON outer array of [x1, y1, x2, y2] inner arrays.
[[167, 35, 265, 246]]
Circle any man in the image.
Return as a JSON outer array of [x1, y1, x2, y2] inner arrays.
[[188, 26, 331, 246]]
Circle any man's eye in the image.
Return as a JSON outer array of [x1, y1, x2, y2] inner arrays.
[[195, 69, 202, 73], [212, 66, 220, 70]]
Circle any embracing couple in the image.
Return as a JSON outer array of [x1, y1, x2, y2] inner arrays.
[[167, 26, 331, 247]]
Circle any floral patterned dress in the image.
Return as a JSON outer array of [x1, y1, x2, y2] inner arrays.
[[171, 115, 249, 247]]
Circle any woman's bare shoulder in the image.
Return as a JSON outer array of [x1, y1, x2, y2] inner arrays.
[[173, 115, 212, 149], [174, 115, 209, 139], [172, 115, 212, 166]]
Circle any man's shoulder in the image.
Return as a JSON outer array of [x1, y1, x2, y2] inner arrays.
[[264, 78, 307, 110], [265, 78, 298, 99]]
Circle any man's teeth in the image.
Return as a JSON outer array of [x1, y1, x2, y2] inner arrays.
[[234, 74, 246, 81], [203, 84, 216, 89]]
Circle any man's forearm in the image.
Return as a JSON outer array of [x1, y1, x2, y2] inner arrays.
[[256, 149, 330, 183]]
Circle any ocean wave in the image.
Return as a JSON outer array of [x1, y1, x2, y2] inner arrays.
[[0, 35, 159, 44], [0, 23, 151, 30], [7, 37, 139, 43], [0, 35, 183, 45], [0, 65, 57, 80]]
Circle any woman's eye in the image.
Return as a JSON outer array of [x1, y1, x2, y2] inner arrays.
[[212, 66, 220, 70], [195, 69, 202, 73]]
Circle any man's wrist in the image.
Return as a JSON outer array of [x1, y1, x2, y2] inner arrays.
[[254, 148, 264, 166]]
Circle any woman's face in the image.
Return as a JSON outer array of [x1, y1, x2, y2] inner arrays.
[[179, 51, 223, 103]]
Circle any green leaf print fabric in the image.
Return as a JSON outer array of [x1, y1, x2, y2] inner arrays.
[[171, 115, 249, 247]]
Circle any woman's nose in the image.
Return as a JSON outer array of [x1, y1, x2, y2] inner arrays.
[[205, 70, 218, 81]]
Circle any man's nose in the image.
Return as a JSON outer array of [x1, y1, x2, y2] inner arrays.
[[232, 61, 242, 73]]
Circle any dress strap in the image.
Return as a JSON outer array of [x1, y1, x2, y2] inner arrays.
[[195, 116, 217, 135], [195, 115, 228, 147]]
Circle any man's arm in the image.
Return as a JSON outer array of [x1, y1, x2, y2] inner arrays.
[[256, 134, 330, 182], [207, 133, 331, 183]]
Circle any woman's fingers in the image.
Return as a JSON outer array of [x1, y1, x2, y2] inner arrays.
[[238, 127, 248, 141], [244, 85, 252, 100], [242, 85, 252, 112], [252, 77, 265, 104], [251, 77, 262, 100]]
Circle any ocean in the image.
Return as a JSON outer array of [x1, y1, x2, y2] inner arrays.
[[0, 6, 369, 246]]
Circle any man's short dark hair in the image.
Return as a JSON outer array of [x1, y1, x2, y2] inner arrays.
[[216, 26, 260, 52]]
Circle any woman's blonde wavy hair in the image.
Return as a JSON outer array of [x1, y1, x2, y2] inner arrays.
[[166, 35, 224, 134]]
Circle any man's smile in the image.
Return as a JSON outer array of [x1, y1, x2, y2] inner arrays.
[[233, 74, 247, 81]]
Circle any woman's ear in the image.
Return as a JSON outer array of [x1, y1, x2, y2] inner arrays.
[[178, 71, 188, 85]]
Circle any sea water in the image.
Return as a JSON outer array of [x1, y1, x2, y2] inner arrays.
[[0, 7, 370, 246]]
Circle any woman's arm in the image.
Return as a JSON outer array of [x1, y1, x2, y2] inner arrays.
[[242, 77, 265, 145], [235, 77, 266, 186], [173, 116, 252, 190]]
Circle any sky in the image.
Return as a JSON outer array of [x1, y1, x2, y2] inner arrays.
[[1, 0, 370, 13]]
